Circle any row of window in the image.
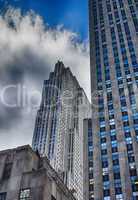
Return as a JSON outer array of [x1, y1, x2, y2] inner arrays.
[[0, 191, 56, 200]]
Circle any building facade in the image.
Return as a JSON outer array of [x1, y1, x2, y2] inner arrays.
[[32, 61, 91, 200], [83, 118, 93, 200], [0, 145, 76, 200], [89, 0, 138, 199]]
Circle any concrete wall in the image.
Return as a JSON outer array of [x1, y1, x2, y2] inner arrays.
[[0, 145, 76, 200]]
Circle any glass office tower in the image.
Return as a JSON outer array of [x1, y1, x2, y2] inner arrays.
[[89, 0, 138, 199]]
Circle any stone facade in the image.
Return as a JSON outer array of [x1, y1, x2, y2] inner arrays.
[[83, 119, 93, 200], [32, 61, 91, 200], [89, 0, 138, 199], [0, 145, 76, 200]]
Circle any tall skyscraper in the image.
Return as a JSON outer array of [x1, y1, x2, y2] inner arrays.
[[83, 118, 94, 200], [32, 61, 91, 200], [89, 0, 138, 199]]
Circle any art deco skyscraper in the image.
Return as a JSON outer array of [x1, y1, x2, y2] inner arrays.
[[89, 0, 138, 199], [32, 61, 91, 200]]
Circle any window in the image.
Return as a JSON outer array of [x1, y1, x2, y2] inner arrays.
[[111, 135, 116, 141], [2, 163, 12, 180], [112, 147, 118, 153], [123, 121, 129, 127], [128, 154, 135, 163], [115, 187, 122, 195], [103, 175, 109, 182], [101, 137, 106, 144], [127, 144, 133, 151], [102, 161, 108, 168], [114, 172, 121, 180], [101, 149, 107, 155], [113, 159, 119, 166], [51, 195, 56, 200], [103, 189, 110, 197], [125, 131, 131, 138], [130, 168, 137, 177], [0, 193, 6, 200], [19, 189, 31, 200]]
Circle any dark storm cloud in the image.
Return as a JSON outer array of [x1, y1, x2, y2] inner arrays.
[[0, 40, 51, 129]]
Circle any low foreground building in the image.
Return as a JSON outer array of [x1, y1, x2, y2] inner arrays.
[[0, 145, 76, 200]]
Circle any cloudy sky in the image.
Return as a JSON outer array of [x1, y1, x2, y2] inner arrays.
[[0, 0, 90, 150]]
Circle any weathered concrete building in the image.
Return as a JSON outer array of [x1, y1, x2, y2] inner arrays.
[[0, 145, 76, 200]]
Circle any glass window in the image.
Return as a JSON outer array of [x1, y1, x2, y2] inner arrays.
[[127, 144, 133, 151], [19, 189, 31, 200], [101, 149, 108, 155], [112, 147, 118, 153], [114, 172, 121, 180], [0, 193, 6, 200], [103, 189, 110, 197], [115, 187, 122, 195], [130, 168, 137, 177], [103, 175, 109, 182], [102, 161, 108, 168]]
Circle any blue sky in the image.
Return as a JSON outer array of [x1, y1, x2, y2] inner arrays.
[[0, 0, 88, 39]]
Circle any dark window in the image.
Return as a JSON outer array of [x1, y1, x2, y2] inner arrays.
[[89, 173, 93, 179], [100, 127, 106, 132], [132, 183, 138, 192], [101, 137, 106, 143], [107, 92, 112, 101], [103, 175, 109, 182], [0, 193, 7, 200], [2, 163, 12, 180], [89, 184, 94, 191], [89, 161, 93, 167], [127, 144, 133, 151], [110, 124, 116, 130], [125, 131, 131, 138], [103, 189, 110, 197], [128, 155, 135, 163], [109, 114, 114, 120], [113, 159, 119, 166], [51, 195, 56, 200], [134, 119, 138, 124], [122, 111, 128, 116], [123, 121, 129, 127], [111, 135, 116, 141], [115, 187, 122, 195], [118, 79, 123, 85], [114, 172, 121, 179], [112, 147, 118, 153], [130, 168, 137, 177], [108, 104, 114, 110], [101, 149, 107, 155], [102, 161, 108, 168]]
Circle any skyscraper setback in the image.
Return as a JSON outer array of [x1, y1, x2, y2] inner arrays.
[[32, 61, 91, 200], [89, 0, 138, 199]]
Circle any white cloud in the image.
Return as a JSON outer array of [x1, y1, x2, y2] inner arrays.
[[0, 7, 90, 150]]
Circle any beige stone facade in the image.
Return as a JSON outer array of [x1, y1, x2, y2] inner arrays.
[[0, 145, 76, 200]]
